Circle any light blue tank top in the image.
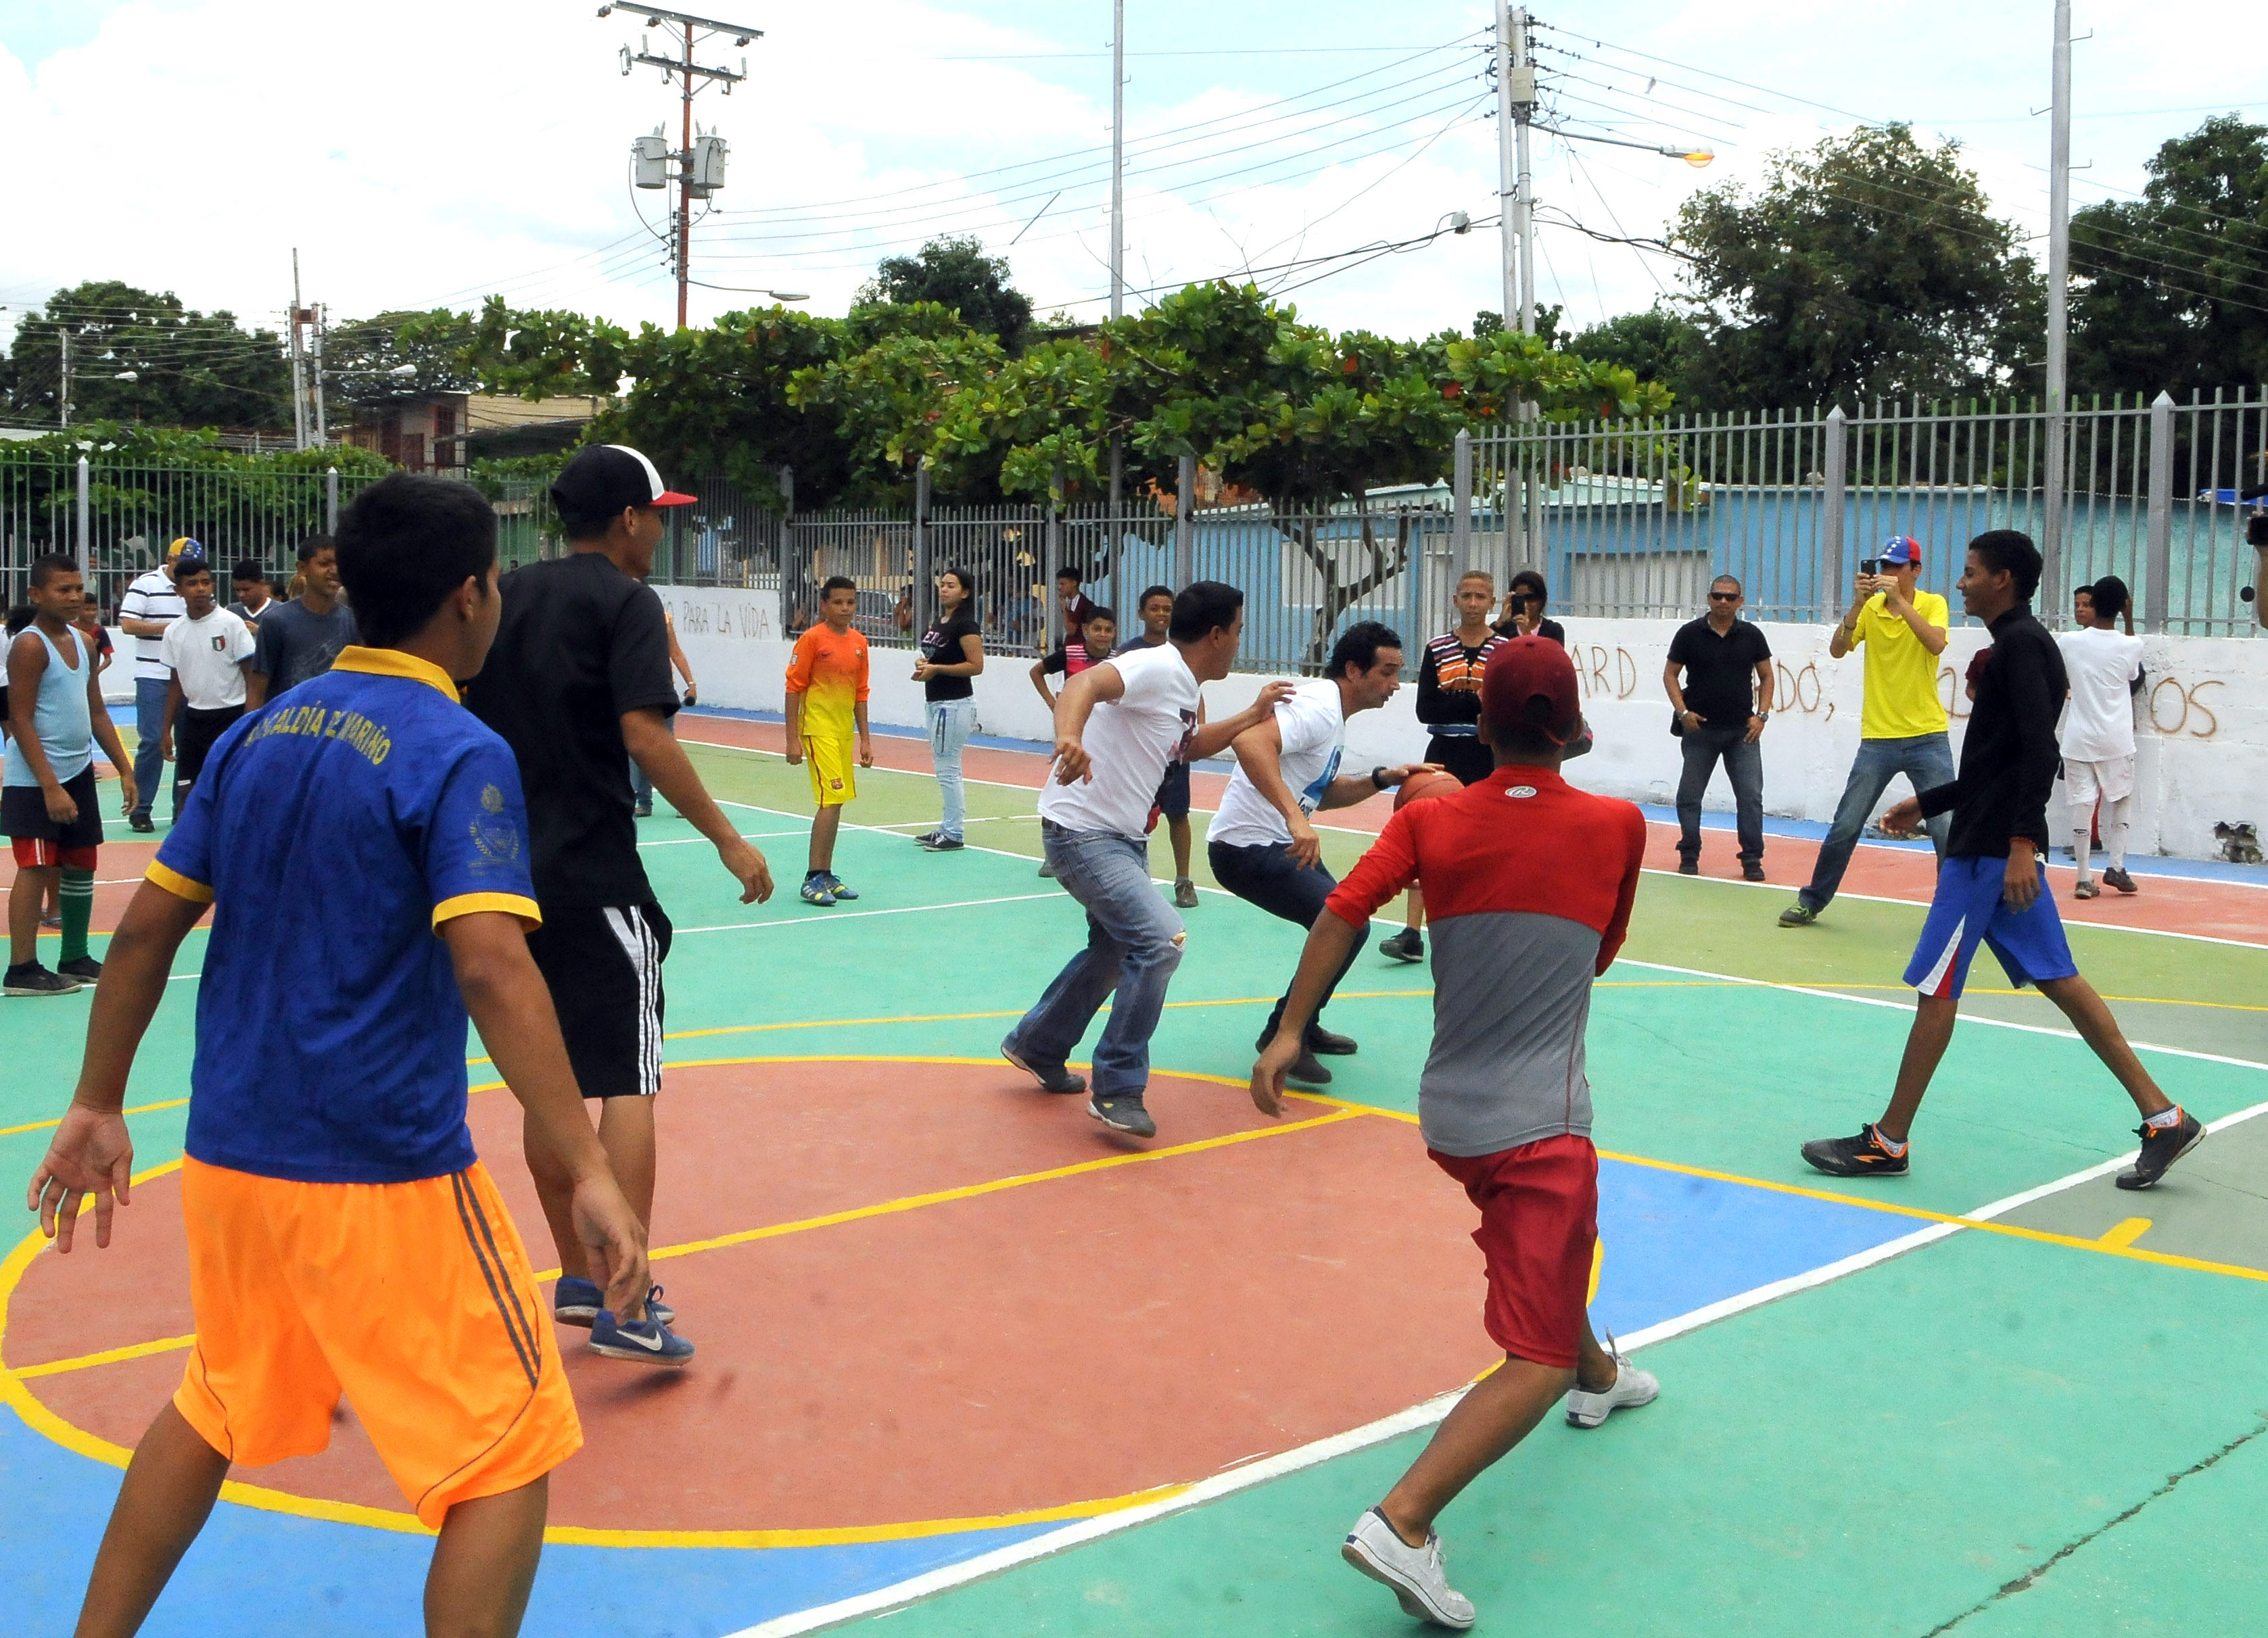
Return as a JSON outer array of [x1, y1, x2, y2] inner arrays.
[[3, 625, 93, 787]]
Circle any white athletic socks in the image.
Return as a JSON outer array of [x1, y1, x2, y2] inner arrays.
[[2144, 1105, 2183, 1131], [2103, 794, 2132, 873], [1871, 1124, 1910, 1157], [2071, 809, 2094, 881]]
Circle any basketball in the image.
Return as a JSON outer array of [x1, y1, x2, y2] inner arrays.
[[1393, 768, 1465, 810]]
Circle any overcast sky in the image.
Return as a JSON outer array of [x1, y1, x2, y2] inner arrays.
[[1, 0, 2261, 356]]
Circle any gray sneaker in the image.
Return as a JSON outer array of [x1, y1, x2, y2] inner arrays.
[[1037, 858, 1057, 880], [1778, 902, 1818, 928], [1173, 877, 1199, 909], [4, 961, 82, 997], [1087, 1094, 1156, 1139], [1001, 1038, 1086, 1094], [1342, 1509, 1474, 1629]]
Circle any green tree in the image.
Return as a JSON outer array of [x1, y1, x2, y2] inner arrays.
[[1568, 306, 1711, 411], [1670, 125, 2041, 408], [0, 281, 294, 431], [2068, 115, 2268, 398], [322, 308, 483, 406], [859, 235, 1035, 352]]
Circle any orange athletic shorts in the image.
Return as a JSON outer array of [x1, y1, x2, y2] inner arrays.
[[172, 1156, 582, 1528], [1428, 1134, 1599, 1369]]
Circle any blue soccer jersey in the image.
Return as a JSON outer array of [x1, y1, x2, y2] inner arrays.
[[149, 647, 542, 1184]]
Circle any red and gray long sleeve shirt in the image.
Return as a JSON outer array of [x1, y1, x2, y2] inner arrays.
[[1325, 767, 1647, 1158]]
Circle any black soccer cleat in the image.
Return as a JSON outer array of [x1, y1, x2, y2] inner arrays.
[[2116, 1109, 2204, 1190], [1800, 1124, 1910, 1178]]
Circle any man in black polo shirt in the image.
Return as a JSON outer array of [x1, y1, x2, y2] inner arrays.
[[1801, 531, 2204, 1189], [466, 444, 775, 1361], [1663, 575, 1774, 880]]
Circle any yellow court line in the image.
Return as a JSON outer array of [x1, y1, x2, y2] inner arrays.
[[2098, 1217, 2152, 1250], [0, 1098, 189, 1140], [10, 1332, 196, 1379], [534, 1106, 1366, 1280]]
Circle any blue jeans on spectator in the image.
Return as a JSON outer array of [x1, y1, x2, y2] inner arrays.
[[131, 675, 168, 821], [926, 698, 977, 842], [1797, 731, 1955, 914], [1676, 725, 1766, 867], [1008, 821, 1186, 1101], [1208, 839, 1368, 1042]]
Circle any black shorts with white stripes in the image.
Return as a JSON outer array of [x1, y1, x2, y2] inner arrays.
[[524, 902, 673, 1099]]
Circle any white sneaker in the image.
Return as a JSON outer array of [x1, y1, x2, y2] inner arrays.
[[1341, 1508, 1475, 1630], [1565, 1351, 1659, 1428]]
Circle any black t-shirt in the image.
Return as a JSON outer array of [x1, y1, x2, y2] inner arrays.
[[1666, 615, 1772, 727], [1492, 615, 1567, 647], [919, 615, 981, 702], [463, 554, 678, 909]]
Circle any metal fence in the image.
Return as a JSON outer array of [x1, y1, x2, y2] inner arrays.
[[1, 453, 374, 617], [1465, 389, 2267, 634]]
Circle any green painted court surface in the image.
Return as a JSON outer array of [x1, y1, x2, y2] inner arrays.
[[4, 724, 2265, 1636]]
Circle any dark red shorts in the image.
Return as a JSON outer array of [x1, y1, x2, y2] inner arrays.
[[1429, 1134, 1598, 1368]]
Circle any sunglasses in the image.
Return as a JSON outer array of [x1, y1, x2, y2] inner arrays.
[[1708, 591, 1741, 602]]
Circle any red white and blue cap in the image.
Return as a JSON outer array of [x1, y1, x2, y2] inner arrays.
[[1880, 535, 1922, 565], [550, 444, 696, 518]]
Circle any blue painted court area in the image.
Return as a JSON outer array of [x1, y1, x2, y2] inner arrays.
[[0, 1158, 1906, 1638]]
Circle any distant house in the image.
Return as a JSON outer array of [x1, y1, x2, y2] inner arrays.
[[346, 393, 607, 472]]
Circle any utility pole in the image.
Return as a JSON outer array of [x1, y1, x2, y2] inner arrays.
[[57, 327, 71, 429], [1511, 7, 1536, 337], [289, 249, 309, 450], [312, 304, 327, 445], [607, 5, 758, 330], [1108, 0, 1126, 519], [1494, 0, 1517, 327], [2042, 0, 2072, 606]]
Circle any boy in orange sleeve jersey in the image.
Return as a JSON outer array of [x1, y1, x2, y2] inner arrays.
[[25, 474, 654, 1637], [784, 575, 874, 907]]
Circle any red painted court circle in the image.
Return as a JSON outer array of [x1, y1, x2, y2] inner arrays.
[[2, 1059, 1503, 1540]]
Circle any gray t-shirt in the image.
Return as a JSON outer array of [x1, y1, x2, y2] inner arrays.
[[251, 598, 360, 698]]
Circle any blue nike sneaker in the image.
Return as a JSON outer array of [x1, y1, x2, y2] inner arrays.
[[824, 872, 859, 900], [588, 1287, 693, 1366], [554, 1276, 672, 1328]]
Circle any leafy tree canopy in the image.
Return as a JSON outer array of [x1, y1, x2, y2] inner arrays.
[[323, 308, 483, 405], [2068, 115, 2268, 400], [1670, 125, 2041, 408], [0, 281, 294, 431], [857, 235, 1034, 351]]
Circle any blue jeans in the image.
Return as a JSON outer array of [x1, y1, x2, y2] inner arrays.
[[926, 698, 977, 841], [131, 676, 168, 820], [1676, 725, 1765, 866], [628, 713, 677, 806], [1797, 732, 1955, 913], [1008, 822, 1186, 1100], [1207, 839, 1367, 1041]]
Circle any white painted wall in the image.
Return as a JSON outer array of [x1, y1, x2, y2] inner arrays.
[[653, 589, 2264, 863]]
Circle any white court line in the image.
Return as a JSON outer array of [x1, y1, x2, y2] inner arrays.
[[638, 829, 809, 848], [728, 1085, 2268, 1638], [674, 891, 1064, 936], [680, 731, 2268, 946]]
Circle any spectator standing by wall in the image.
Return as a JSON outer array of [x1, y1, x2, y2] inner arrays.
[[227, 560, 277, 634], [1778, 535, 1952, 927], [157, 559, 256, 817], [116, 537, 195, 832], [2058, 575, 2146, 898], [914, 567, 985, 852], [1663, 575, 1775, 880], [247, 536, 359, 707], [1492, 568, 1565, 645]]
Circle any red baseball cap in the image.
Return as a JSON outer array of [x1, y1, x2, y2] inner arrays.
[[550, 444, 696, 519], [1481, 634, 1583, 746]]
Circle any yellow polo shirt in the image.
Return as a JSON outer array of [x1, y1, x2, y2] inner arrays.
[[1850, 590, 1950, 739]]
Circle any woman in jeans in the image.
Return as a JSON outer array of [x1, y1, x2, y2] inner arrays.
[[913, 567, 985, 851]]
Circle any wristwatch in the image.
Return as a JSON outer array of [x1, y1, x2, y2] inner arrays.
[[1371, 765, 1390, 790]]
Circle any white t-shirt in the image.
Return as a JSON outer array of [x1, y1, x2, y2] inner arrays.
[[160, 607, 256, 710], [1037, 642, 1200, 839], [1209, 679, 1348, 848], [2056, 626, 2144, 763], [119, 567, 185, 683]]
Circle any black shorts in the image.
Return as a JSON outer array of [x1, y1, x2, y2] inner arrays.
[[175, 705, 245, 793], [525, 902, 672, 1099], [1425, 733, 1494, 787], [1153, 761, 1192, 820], [3, 767, 104, 852]]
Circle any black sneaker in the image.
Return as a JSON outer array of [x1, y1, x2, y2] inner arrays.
[[1308, 1025, 1358, 1056], [1378, 928, 1424, 963], [1088, 1094, 1156, 1139], [920, 834, 964, 852], [1001, 1037, 1086, 1094], [4, 962, 82, 997], [632, 800, 653, 818], [1676, 858, 1699, 875], [1743, 863, 1766, 882], [1800, 1124, 1909, 1178], [57, 955, 103, 983], [2102, 867, 2138, 895], [2117, 1109, 2204, 1190], [1286, 1047, 1333, 1086], [128, 813, 155, 834]]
